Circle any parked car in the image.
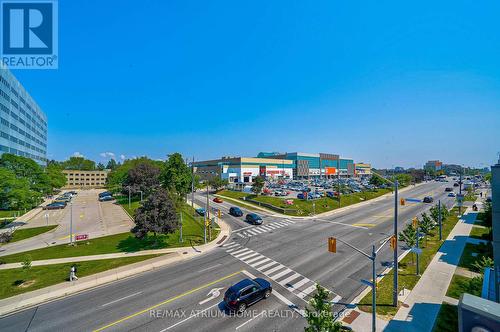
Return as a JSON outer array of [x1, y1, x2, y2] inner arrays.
[[43, 202, 66, 210], [213, 197, 223, 203], [229, 206, 243, 217], [445, 187, 453, 192], [448, 192, 456, 197], [55, 196, 71, 203], [99, 195, 115, 202], [196, 207, 206, 216], [99, 191, 112, 198], [224, 278, 272, 313], [245, 213, 263, 225], [453, 183, 459, 187], [423, 196, 434, 203]]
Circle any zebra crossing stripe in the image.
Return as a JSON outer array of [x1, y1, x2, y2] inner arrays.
[[233, 250, 254, 258], [239, 252, 260, 261], [223, 242, 237, 248], [269, 268, 293, 281], [231, 248, 250, 256], [247, 229, 260, 235], [244, 255, 266, 264], [278, 273, 302, 287], [260, 226, 273, 231], [250, 257, 271, 267], [243, 232, 252, 237], [263, 264, 286, 276], [287, 278, 310, 291], [258, 261, 278, 271], [237, 233, 245, 238], [226, 246, 241, 253], [297, 284, 317, 299]]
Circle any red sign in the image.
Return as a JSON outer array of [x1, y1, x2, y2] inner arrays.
[[76, 234, 89, 241]]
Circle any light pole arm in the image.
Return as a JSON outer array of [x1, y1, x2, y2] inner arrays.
[[335, 237, 372, 260]]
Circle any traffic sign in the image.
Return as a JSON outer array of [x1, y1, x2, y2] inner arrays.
[[405, 198, 422, 203], [410, 247, 422, 255], [360, 279, 374, 287]]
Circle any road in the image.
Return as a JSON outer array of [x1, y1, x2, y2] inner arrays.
[[0, 180, 457, 331], [0, 190, 134, 257]]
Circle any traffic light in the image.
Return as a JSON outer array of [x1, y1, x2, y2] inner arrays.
[[412, 217, 418, 229], [328, 237, 337, 253], [400, 198, 405, 206], [218, 209, 221, 218], [390, 236, 397, 251]]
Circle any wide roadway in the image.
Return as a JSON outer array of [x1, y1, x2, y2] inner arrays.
[[0, 180, 456, 332]]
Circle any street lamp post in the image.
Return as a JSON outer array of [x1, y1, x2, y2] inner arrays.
[[393, 179, 399, 307], [45, 213, 49, 226], [438, 200, 442, 241], [128, 186, 131, 210], [70, 201, 73, 245], [416, 218, 420, 276], [179, 211, 183, 243]]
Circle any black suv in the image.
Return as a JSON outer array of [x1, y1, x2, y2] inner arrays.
[[423, 196, 434, 203], [229, 206, 243, 217], [245, 213, 263, 225], [445, 187, 453, 192], [224, 278, 272, 313]]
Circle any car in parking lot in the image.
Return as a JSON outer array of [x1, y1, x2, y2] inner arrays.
[[445, 187, 453, 192], [223, 278, 272, 313], [99, 191, 112, 198], [448, 192, 456, 197], [423, 196, 434, 203], [245, 213, 263, 225], [453, 183, 459, 187], [99, 195, 115, 202], [196, 207, 206, 216], [43, 202, 66, 210], [229, 206, 243, 217], [213, 197, 223, 203]]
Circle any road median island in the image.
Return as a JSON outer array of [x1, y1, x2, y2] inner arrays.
[[2, 225, 58, 245]]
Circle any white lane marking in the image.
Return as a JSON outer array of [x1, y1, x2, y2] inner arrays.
[[243, 232, 252, 237], [101, 291, 143, 307], [269, 268, 293, 281], [246, 229, 260, 235], [259, 226, 273, 231], [278, 273, 302, 287], [296, 284, 317, 299], [241, 270, 305, 317], [197, 265, 221, 273], [233, 249, 253, 258], [237, 233, 245, 238], [274, 222, 288, 226], [235, 310, 265, 330], [250, 257, 271, 267], [226, 246, 242, 253], [313, 218, 368, 229], [238, 252, 260, 261], [163, 302, 220, 331], [232, 225, 258, 233], [223, 242, 238, 248], [244, 255, 265, 264], [231, 248, 250, 256], [331, 295, 342, 304]]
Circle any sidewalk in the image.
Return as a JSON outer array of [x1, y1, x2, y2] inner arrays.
[[384, 205, 479, 332], [0, 217, 231, 317]]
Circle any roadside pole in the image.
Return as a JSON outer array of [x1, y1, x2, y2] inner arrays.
[[205, 181, 209, 244], [393, 179, 399, 307], [45, 213, 49, 226], [415, 217, 420, 276], [179, 211, 183, 243], [203, 212, 207, 244], [70, 201, 73, 245], [459, 167, 463, 215], [128, 186, 131, 210], [191, 156, 195, 213], [438, 200, 442, 241]]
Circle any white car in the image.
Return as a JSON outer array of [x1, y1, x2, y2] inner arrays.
[[448, 192, 456, 197]]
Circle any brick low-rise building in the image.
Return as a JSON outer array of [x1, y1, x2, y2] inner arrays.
[[63, 170, 109, 189]]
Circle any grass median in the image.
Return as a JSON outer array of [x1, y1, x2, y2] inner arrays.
[[358, 207, 461, 317], [0, 255, 160, 300], [8, 225, 58, 244], [217, 189, 392, 216], [0, 205, 219, 264]]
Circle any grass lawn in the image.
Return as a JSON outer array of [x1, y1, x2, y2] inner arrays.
[[358, 207, 461, 317], [458, 242, 493, 272], [446, 274, 482, 299], [0, 255, 159, 300], [218, 189, 391, 216], [0, 205, 219, 264], [0, 210, 21, 218], [0, 218, 15, 229], [8, 226, 58, 244], [469, 226, 491, 241], [115, 195, 141, 216], [432, 303, 458, 332]]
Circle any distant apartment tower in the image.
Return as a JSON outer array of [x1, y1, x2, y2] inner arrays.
[[424, 160, 443, 172], [63, 170, 109, 189], [0, 63, 47, 164]]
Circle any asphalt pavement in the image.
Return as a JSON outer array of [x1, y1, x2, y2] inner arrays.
[[0, 180, 456, 332]]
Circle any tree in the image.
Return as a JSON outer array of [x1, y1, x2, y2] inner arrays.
[[131, 188, 179, 242], [304, 284, 343, 332], [369, 174, 388, 187], [430, 204, 449, 227], [106, 158, 118, 170], [124, 162, 161, 197], [107, 157, 163, 192], [161, 153, 192, 198], [61, 156, 96, 171], [45, 163, 67, 192], [21, 254, 32, 282], [96, 162, 105, 171], [419, 213, 434, 245], [0, 153, 50, 196], [0, 167, 41, 211], [399, 223, 417, 265], [251, 176, 265, 195], [208, 177, 228, 192], [472, 256, 494, 273]]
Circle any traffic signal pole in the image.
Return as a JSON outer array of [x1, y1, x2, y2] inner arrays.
[[393, 180, 399, 307]]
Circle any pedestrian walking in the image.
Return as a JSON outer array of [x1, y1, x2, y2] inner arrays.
[[70, 265, 78, 281]]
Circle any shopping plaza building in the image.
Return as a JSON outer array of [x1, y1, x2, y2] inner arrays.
[[0, 63, 47, 164], [193, 152, 371, 183]]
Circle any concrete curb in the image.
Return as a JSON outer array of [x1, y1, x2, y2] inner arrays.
[[0, 218, 232, 317]]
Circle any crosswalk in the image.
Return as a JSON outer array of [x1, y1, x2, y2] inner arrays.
[[222, 241, 342, 303], [233, 219, 296, 239]]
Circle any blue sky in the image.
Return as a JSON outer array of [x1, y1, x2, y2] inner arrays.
[[13, 0, 500, 168]]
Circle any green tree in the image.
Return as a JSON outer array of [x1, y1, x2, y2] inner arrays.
[[124, 162, 161, 197], [0, 153, 50, 196], [251, 176, 265, 195], [304, 284, 343, 332], [472, 256, 493, 273], [21, 254, 32, 281], [419, 213, 434, 246], [131, 188, 179, 243], [106, 158, 118, 170], [45, 163, 67, 192], [96, 162, 105, 171], [0, 167, 41, 211], [399, 223, 417, 265], [369, 174, 388, 187], [161, 153, 192, 198], [61, 156, 96, 171], [208, 177, 228, 192], [107, 157, 163, 193]]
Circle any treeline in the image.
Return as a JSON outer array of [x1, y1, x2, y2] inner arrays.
[[47, 156, 119, 171], [0, 154, 66, 211]]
